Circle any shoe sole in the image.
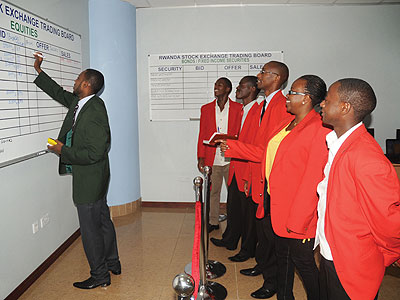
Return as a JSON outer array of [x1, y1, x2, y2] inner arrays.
[[110, 270, 121, 275]]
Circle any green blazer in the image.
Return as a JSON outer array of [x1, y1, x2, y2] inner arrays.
[[34, 71, 110, 204]]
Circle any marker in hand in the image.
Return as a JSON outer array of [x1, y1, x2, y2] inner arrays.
[[47, 137, 57, 147]]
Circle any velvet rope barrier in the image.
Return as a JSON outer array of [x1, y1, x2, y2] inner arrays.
[[191, 201, 201, 299]]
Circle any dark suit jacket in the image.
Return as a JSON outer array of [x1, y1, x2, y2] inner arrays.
[[34, 71, 110, 204]]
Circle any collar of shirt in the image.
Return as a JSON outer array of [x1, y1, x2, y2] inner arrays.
[[256, 94, 265, 104], [326, 122, 363, 157], [265, 89, 281, 106], [240, 100, 256, 130], [215, 97, 230, 112], [75, 94, 95, 120]]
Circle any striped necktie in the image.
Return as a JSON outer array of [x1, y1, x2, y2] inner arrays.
[[72, 104, 79, 132]]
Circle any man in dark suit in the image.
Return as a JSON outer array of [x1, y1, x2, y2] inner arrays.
[[33, 53, 121, 289]]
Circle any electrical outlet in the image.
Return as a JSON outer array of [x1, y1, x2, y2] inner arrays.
[[32, 221, 39, 234], [40, 213, 50, 228]]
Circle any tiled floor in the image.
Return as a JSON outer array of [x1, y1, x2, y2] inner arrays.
[[20, 207, 400, 299]]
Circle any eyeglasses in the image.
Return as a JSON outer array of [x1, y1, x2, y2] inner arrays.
[[288, 90, 307, 96], [260, 69, 279, 76]]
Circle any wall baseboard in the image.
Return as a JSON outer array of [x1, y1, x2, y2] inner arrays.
[[110, 198, 142, 218], [141, 201, 227, 209], [5, 229, 81, 300]]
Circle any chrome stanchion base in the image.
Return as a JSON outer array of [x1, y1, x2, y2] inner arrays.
[[206, 260, 226, 279], [197, 281, 227, 300], [184, 260, 226, 280], [184, 262, 192, 275]]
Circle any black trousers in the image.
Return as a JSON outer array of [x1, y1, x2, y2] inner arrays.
[[319, 257, 378, 300], [76, 196, 119, 281], [254, 188, 277, 290], [222, 175, 257, 256], [275, 236, 319, 300], [238, 191, 257, 257], [221, 175, 242, 248]]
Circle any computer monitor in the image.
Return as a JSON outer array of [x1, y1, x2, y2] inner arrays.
[[386, 139, 400, 163]]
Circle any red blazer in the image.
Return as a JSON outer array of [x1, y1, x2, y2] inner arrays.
[[225, 91, 292, 218], [197, 99, 242, 167], [260, 110, 331, 239], [227, 101, 260, 192], [325, 125, 400, 300]]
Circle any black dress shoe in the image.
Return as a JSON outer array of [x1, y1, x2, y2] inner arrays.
[[208, 224, 219, 233], [210, 237, 237, 250], [210, 237, 226, 247], [228, 253, 250, 262], [108, 261, 121, 275], [240, 267, 262, 276], [218, 214, 227, 222], [73, 277, 111, 289], [251, 286, 277, 299]]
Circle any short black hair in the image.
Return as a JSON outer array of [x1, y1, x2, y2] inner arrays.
[[269, 61, 289, 87], [218, 77, 232, 93], [337, 78, 376, 122], [84, 69, 104, 94], [242, 75, 261, 96], [298, 75, 327, 107]]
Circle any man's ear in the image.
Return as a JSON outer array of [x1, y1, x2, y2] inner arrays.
[[83, 80, 91, 90], [341, 101, 352, 115]]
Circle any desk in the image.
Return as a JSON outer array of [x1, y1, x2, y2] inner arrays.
[[393, 164, 400, 180]]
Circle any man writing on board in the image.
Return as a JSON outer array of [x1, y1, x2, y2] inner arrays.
[[33, 53, 121, 289]]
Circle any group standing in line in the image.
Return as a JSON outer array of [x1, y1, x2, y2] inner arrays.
[[196, 61, 400, 300]]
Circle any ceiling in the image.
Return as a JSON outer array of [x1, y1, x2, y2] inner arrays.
[[124, 0, 400, 8]]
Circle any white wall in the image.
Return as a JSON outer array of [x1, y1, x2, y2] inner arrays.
[[137, 5, 400, 203], [0, 0, 89, 298]]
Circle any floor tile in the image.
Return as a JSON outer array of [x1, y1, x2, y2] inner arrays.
[[19, 207, 400, 300]]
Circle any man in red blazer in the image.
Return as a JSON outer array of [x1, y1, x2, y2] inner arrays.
[[210, 76, 261, 262], [197, 77, 242, 232], [221, 61, 292, 299], [317, 78, 400, 300]]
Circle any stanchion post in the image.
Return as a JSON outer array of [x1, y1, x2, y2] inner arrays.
[[202, 166, 211, 265], [194, 176, 207, 287], [196, 167, 227, 300]]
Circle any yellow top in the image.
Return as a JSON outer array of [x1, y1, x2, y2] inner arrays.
[[265, 124, 291, 194]]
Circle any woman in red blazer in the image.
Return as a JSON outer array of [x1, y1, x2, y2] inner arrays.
[[263, 75, 331, 300]]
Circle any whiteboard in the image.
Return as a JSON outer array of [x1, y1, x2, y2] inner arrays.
[[148, 51, 284, 121], [0, 0, 82, 167]]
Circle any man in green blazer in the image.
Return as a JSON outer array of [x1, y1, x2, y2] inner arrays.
[[33, 53, 120, 289]]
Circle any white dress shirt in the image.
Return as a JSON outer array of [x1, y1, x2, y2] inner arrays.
[[260, 90, 282, 124], [75, 94, 94, 121], [314, 122, 363, 260], [213, 99, 230, 166], [240, 100, 257, 130]]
